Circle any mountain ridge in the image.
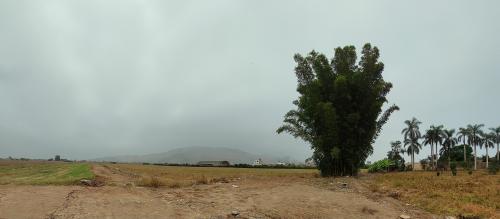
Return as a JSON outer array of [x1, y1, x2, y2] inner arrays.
[[92, 146, 297, 164]]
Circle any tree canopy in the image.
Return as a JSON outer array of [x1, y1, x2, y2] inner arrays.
[[277, 43, 398, 176]]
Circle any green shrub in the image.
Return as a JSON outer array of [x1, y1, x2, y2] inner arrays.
[[465, 166, 473, 175], [450, 162, 457, 176], [368, 159, 395, 173], [488, 161, 498, 175], [405, 165, 413, 171]]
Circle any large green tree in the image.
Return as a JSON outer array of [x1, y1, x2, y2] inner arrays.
[[277, 43, 398, 176]]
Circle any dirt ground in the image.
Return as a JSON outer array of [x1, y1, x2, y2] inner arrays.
[[0, 165, 436, 219]]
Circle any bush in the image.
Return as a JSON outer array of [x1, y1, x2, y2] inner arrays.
[[405, 165, 413, 171], [368, 159, 395, 173], [488, 162, 498, 175], [450, 162, 457, 176], [465, 166, 473, 175]]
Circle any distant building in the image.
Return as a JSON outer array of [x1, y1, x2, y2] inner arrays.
[[276, 161, 286, 166], [253, 158, 263, 166], [197, 161, 230, 167]]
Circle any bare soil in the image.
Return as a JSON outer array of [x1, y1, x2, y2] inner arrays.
[[0, 165, 436, 219]]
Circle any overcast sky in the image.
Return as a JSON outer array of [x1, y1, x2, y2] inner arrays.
[[0, 1, 499, 162]]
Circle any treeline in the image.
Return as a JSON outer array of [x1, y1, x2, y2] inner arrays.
[[138, 162, 316, 169], [369, 119, 499, 174]]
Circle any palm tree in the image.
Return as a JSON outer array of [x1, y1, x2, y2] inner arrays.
[[489, 126, 500, 161], [422, 131, 433, 170], [467, 124, 484, 170], [456, 127, 470, 165], [402, 118, 422, 170], [422, 125, 444, 170], [441, 129, 457, 168], [481, 132, 495, 168]]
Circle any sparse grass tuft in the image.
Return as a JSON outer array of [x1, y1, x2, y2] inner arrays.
[[138, 176, 165, 188], [166, 181, 182, 188], [195, 175, 210, 185]]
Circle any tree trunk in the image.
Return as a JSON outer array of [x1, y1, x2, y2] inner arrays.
[[486, 146, 489, 168], [448, 149, 451, 170], [435, 144, 439, 169], [430, 143, 434, 171], [412, 150, 415, 171], [497, 142, 499, 162], [474, 144, 477, 170], [463, 139, 466, 165]]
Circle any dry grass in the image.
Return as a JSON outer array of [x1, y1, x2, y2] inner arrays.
[[107, 163, 318, 188], [363, 171, 500, 218]]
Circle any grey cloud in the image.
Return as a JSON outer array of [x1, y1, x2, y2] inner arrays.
[[0, 0, 499, 162]]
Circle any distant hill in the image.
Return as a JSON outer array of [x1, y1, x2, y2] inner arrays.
[[92, 147, 296, 165]]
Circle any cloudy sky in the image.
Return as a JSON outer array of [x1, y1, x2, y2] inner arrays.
[[0, 0, 499, 162]]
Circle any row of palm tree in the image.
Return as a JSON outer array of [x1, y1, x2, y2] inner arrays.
[[401, 118, 500, 170]]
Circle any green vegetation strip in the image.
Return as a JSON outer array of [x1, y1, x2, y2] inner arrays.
[[0, 162, 94, 185]]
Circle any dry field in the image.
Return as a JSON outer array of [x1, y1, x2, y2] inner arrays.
[[362, 171, 500, 218], [98, 163, 318, 187], [1, 160, 484, 219]]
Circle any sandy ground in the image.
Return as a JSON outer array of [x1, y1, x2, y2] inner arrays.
[[0, 165, 435, 219]]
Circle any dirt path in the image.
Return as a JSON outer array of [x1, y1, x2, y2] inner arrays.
[[91, 164, 139, 186], [0, 165, 435, 219], [0, 185, 79, 219]]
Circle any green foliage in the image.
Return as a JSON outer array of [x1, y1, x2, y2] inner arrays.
[[368, 159, 395, 173], [387, 141, 405, 171], [450, 162, 457, 176], [423, 125, 445, 170], [402, 118, 421, 169], [420, 158, 431, 171], [439, 144, 473, 163], [441, 129, 457, 160], [277, 43, 398, 176], [466, 167, 473, 175], [467, 124, 484, 170], [488, 161, 498, 175]]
